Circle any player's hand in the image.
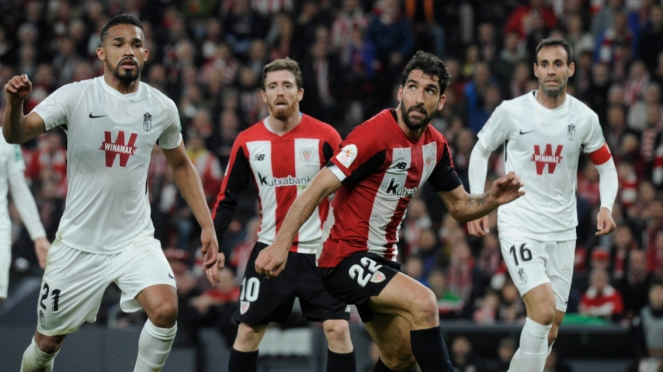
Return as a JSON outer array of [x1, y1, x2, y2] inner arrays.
[[200, 227, 223, 285], [33, 237, 50, 269], [467, 216, 490, 237], [255, 243, 289, 278], [596, 207, 616, 236], [489, 171, 525, 205], [4, 74, 32, 104]]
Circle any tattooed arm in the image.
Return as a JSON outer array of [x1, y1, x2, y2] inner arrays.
[[437, 171, 525, 223]]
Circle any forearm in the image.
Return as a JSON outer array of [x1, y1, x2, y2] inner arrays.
[[172, 162, 214, 229], [468, 142, 491, 194], [272, 188, 325, 251], [10, 178, 46, 239], [453, 192, 499, 223], [595, 158, 618, 212], [2, 101, 26, 143]]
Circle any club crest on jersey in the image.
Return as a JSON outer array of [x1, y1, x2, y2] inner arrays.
[[240, 301, 250, 314], [425, 155, 435, 171], [299, 147, 315, 163], [567, 124, 575, 141], [336, 144, 358, 168], [143, 112, 152, 132]]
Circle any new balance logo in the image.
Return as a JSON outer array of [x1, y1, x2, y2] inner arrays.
[[385, 178, 419, 197], [530, 144, 563, 175], [394, 162, 407, 170], [99, 131, 138, 167], [254, 154, 265, 161]]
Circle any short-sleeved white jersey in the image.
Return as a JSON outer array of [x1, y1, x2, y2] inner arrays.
[[31, 76, 182, 254], [475, 91, 606, 241], [0, 134, 25, 230]]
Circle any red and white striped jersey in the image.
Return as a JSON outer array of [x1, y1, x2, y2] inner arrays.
[[318, 109, 462, 267], [213, 114, 341, 254]]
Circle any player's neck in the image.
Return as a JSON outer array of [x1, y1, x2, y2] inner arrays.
[[103, 72, 140, 94], [395, 105, 426, 141], [266, 113, 301, 135], [535, 89, 566, 110]]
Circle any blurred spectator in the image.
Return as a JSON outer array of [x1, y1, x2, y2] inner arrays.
[[504, 0, 557, 40], [628, 83, 663, 131], [473, 290, 499, 324], [543, 348, 575, 372], [222, 0, 266, 57], [428, 269, 463, 318], [624, 61, 651, 106], [637, 5, 663, 74], [495, 31, 528, 85], [331, 0, 369, 53], [450, 336, 485, 372], [565, 14, 595, 58], [591, 0, 626, 38], [610, 224, 638, 279], [632, 280, 663, 368], [484, 337, 517, 372], [579, 268, 624, 320], [464, 62, 498, 133], [615, 249, 654, 321], [185, 132, 224, 208], [367, 0, 414, 73], [498, 278, 526, 322]]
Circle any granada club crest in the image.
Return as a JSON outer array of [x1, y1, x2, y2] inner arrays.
[[143, 112, 152, 132], [299, 147, 315, 163], [567, 123, 575, 141]]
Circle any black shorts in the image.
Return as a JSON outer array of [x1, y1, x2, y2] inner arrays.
[[318, 251, 402, 323], [234, 242, 350, 325]]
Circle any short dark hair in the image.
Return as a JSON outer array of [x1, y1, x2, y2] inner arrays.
[[535, 38, 573, 65], [100, 14, 144, 43], [261, 58, 303, 90], [401, 51, 450, 94]]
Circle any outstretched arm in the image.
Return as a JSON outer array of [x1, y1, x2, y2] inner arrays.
[[2, 74, 46, 144], [163, 143, 223, 285], [255, 167, 342, 277], [467, 140, 493, 236], [439, 171, 525, 223], [591, 144, 618, 236]]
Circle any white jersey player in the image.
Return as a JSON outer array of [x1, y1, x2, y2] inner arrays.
[[0, 133, 50, 303], [468, 38, 618, 372], [3, 15, 223, 372]]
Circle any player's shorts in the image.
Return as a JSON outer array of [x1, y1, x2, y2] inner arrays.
[[318, 251, 402, 323], [234, 242, 350, 325], [500, 236, 575, 312], [36, 238, 176, 336], [0, 224, 11, 299]]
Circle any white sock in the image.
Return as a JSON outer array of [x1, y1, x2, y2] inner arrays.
[[133, 319, 177, 372], [508, 348, 521, 372], [518, 318, 552, 372], [20, 338, 59, 372]]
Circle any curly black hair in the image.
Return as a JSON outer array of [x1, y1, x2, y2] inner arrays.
[[401, 51, 451, 95], [100, 14, 143, 43]]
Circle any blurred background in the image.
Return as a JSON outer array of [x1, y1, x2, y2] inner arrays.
[[0, 0, 662, 371]]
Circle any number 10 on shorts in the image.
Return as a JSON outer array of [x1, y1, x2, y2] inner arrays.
[[349, 257, 385, 287]]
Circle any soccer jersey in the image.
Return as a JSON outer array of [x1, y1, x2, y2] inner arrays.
[[0, 135, 24, 231], [212, 114, 341, 254], [474, 91, 606, 241], [31, 76, 182, 254], [318, 109, 462, 268]]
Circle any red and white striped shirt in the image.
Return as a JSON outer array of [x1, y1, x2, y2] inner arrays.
[[213, 114, 341, 254], [318, 109, 462, 267]]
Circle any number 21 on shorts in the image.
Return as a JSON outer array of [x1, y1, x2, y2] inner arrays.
[[348, 257, 385, 287]]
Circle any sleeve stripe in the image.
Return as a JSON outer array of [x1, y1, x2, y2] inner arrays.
[[326, 164, 347, 182], [589, 143, 612, 165]]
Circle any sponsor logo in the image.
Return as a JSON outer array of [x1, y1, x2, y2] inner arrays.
[[143, 112, 152, 132], [518, 268, 528, 284], [99, 131, 138, 167], [257, 173, 312, 187], [168, 273, 175, 279], [567, 124, 575, 140], [253, 154, 265, 161], [385, 178, 420, 197], [336, 144, 357, 168], [240, 301, 250, 314], [530, 144, 563, 175], [394, 161, 407, 170], [370, 271, 386, 283], [89, 112, 108, 119], [519, 129, 535, 135], [299, 148, 315, 163]]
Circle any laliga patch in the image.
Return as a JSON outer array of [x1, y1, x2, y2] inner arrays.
[[336, 144, 358, 168], [370, 271, 386, 283], [240, 301, 250, 314]]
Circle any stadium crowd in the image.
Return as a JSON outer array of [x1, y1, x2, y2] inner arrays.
[[1, 0, 663, 370]]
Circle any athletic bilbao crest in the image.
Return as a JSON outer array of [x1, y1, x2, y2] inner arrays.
[[370, 271, 386, 283], [143, 112, 152, 132], [424, 154, 435, 171], [299, 147, 315, 163], [240, 301, 250, 314], [567, 124, 575, 141]]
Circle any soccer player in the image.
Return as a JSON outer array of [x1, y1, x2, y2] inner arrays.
[[3, 15, 223, 372], [213, 58, 355, 372], [255, 51, 526, 372], [467, 38, 618, 372], [0, 132, 50, 305]]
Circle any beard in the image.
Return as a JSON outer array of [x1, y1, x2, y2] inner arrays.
[[108, 59, 142, 83], [400, 102, 436, 130], [270, 100, 297, 121], [539, 77, 566, 97]]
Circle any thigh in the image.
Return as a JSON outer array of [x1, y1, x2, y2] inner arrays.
[[234, 243, 297, 325], [113, 239, 177, 313], [319, 252, 401, 323], [364, 314, 415, 367], [546, 240, 576, 312], [294, 254, 350, 322], [500, 236, 551, 297], [37, 240, 110, 336]]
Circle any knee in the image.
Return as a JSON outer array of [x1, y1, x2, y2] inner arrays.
[[35, 333, 65, 355], [409, 288, 439, 328], [381, 352, 417, 372], [323, 320, 352, 351], [149, 301, 178, 328], [234, 323, 267, 351], [529, 305, 555, 326]]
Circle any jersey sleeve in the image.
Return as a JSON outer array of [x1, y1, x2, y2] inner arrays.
[[158, 99, 183, 149], [582, 112, 606, 154], [326, 123, 386, 184], [30, 82, 84, 131], [6, 144, 46, 240], [475, 103, 511, 151], [212, 134, 252, 244], [427, 140, 463, 192], [321, 125, 342, 163]]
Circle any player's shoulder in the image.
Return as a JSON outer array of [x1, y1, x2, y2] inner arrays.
[[140, 82, 177, 112], [301, 114, 340, 139], [354, 109, 395, 135], [53, 77, 96, 96], [425, 124, 450, 145], [565, 94, 598, 120], [498, 92, 533, 113], [236, 119, 267, 144]]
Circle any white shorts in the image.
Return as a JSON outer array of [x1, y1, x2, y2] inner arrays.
[[36, 238, 176, 336], [0, 225, 10, 299], [500, 236, 575, 312]]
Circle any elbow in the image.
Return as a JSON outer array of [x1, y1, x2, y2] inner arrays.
[[448, 205, 466, 223]]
